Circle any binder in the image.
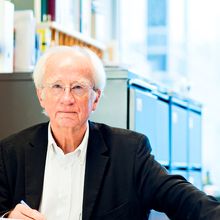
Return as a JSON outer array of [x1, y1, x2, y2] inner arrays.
[[41, 0, 48, 21], [48, 0, 56, 21]]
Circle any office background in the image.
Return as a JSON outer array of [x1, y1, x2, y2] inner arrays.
[[1, 0, 220, 201]]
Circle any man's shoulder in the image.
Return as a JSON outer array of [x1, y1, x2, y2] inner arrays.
[[89, 121, 149, 143], [89, 121, 152, 155], [0, 122, 49, 146]]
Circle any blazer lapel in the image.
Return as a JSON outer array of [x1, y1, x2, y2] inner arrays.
[[82, 122, 109, 220], [25, 123, 48, 209]]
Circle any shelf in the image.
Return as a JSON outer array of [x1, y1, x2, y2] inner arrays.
[[37, 22, 106, 58]]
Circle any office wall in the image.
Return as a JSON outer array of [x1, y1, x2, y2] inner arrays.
[[11, 0, 34, 11], [187, 0, 220, 188]]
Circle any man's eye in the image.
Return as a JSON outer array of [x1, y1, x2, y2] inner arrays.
[[52, 84, 63, 89], [72, 85, 84, 90]]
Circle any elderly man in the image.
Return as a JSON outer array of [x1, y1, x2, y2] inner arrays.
[[0, 46, 220, 220]]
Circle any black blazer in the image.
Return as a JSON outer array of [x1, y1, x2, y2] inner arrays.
[[0, 122, 220, 220]]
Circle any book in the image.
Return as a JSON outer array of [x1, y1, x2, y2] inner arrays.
[[34, 0, 41, 23], [36, 26, 51, 55], [41, 0, 48, 21], [48, 0, 56, 21]]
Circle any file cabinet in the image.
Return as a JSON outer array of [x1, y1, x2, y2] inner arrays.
[[170, 98, 188, 168], [90, 68, 170, 167], [0, 73, 47, 140], [188, 104, 202, 169]]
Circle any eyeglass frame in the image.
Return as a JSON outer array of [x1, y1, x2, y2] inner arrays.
[[41, 80, 97, 97]]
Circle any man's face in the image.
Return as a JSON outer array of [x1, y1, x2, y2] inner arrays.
[[37, 51, 101, 131]]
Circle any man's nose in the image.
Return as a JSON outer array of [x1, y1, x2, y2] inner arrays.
[[61, 87, 75, 102]]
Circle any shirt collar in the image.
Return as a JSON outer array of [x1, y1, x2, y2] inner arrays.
[[48, 122, 89, 165]]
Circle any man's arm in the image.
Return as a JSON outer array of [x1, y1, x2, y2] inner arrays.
[[0, 141, 12, 216], [134, 135, 220, 220], [0, 142, 46, 220]]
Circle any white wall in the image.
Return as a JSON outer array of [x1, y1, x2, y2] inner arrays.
[[187, 0, 220, 187]]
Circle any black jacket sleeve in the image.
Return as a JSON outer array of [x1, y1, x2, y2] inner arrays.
[[0, 141, 12, 216], [134, 135, 220, 220]]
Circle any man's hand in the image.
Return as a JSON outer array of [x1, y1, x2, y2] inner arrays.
[[8, 204, 46, 220]]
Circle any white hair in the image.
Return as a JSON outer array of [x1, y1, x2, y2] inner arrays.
[[32, 45, 106, 91]]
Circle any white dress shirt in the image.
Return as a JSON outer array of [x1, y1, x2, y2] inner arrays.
[[39, 123, 89, 220]]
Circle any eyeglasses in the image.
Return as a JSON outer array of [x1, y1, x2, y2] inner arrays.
[[43, 81, 95, 97]]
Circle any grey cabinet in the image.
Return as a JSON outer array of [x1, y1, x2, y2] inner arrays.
[[170, 97, 202, 189], [0, 73, 48, 140], [91, 68, 202, 181], [89, 69, 135, 131], [170, 99, 188, 168], [155, 95, 169, 166], [188, 106, 202, 169], [130, 88, 157, 157], [129, 87, 169, 166], [90, 68, 170, 167], [90, 76, 128, 129], [188, 103, 202, 190]]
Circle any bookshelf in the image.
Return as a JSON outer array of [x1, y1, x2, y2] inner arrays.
[[37, 22, 105, 58], [10, 0, 106, 62]]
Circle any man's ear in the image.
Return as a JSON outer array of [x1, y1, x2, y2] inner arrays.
[[36, 88, 45, 108], [92, 89, 101, 111]]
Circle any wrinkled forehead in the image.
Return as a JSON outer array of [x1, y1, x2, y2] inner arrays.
[[44, 51, 94, 81]]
